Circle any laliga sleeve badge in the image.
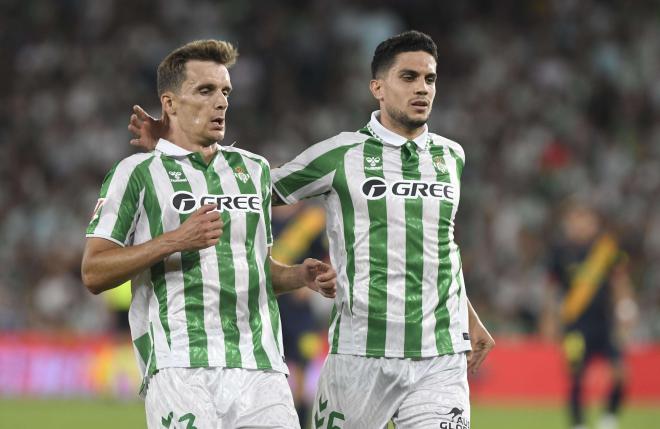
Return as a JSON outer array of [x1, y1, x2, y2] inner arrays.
[[90, 198, 106, 221]]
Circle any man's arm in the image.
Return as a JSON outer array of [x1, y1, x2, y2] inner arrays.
[[466, 298, 495, 374], [611, 260, 637, 344], [269, 256, 336, 298], [82, 204, 222, 294]]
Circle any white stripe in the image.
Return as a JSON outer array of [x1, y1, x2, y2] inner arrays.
[[324, 191, 350, 351], [142, 160, 173, 366], [153, 159, 189, 366], [442, 148, 465, 348], [382, 145, 406, 356], [344, 145, 370, 354]]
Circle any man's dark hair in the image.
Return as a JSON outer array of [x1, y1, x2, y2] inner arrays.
[[157, 39, 238, 96], [371, 30, 438, 78]]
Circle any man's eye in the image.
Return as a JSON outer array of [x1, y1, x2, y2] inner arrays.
[[426, 77, 436, 84], [199, 88, 211, 95]]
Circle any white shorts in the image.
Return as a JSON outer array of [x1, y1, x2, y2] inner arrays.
[[311, 353, 470, 429], [145, 367, 300, 429]]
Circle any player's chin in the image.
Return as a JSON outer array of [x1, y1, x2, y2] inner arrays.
[[208, 129, 225, 142]]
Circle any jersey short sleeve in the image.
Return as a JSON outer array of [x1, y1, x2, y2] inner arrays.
[[272, 133, 363, 205], [86, 154, 152, 246]]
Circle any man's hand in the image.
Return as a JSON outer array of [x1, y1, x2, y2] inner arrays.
[[300, 258, 336, 298], [165, 204, 223, 252], [467, 312, 495, 375], [128, 105, 168, 151]]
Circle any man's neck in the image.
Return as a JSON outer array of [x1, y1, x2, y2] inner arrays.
[[165, 129, 218, 164], [378, 111, 425, 140]]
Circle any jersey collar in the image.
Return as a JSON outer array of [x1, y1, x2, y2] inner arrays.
[[367, 110, 429, 150], [154, 138, 220, 158]]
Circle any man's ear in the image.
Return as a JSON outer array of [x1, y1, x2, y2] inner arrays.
[[369, 79, 384, 102], [161, 92, 176, 116]]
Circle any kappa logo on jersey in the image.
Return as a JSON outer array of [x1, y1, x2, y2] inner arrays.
[[433, 155, 449, 174], [234, 166, 250, 184], [168, 171, 187, 183], [364, 156, 382, 171], [360, 177, 455, 201], [170, 191, 261, 214]]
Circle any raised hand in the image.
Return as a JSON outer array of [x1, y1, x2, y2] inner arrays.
[[166, 204, 223, 252], [301, 258, 337, 298], [128, 105, 169, 151]]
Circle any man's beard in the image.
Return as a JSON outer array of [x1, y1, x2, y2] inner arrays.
[[385, 106, 428, 131]]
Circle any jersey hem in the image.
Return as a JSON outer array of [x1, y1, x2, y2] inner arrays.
[[330, 344, 472, 358], [154, 359, 289, 376], [85, 233, 126, 247]]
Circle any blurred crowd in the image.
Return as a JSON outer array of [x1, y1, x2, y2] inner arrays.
[[1, 0, 659, 344]]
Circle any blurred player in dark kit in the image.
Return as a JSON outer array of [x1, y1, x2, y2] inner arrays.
[[543, 200, 637, 429]]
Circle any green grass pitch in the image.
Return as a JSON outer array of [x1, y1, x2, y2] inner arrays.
[[0, 399, 658, 428]]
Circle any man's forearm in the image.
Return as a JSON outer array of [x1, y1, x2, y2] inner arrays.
[[269, 258, 304, 295], [82, 234, 179, 294], [467, 297, 480, 327]]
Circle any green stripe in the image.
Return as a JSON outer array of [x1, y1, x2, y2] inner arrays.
[[141, 161, 172, 348], [86, 162, 119, 234], [161, 157, 209, 367], [402, 142, 424, 357], [148, 323, 158, 375], [430, 145, 455, 354], [330, 303, 341, 353], [363, 139, 388, 356], [222, 152, 271, 369], [109, 160, 149, 244], [133, 331, 152, 368], [198, 158, 242, 367]]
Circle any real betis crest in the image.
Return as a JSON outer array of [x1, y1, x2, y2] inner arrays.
[[432, 155, 448, 174], [234, 166, 250, 183]]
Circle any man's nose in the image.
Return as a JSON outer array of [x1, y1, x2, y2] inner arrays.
[[215, 94, 228, 110], [415, 81, 429, 94]]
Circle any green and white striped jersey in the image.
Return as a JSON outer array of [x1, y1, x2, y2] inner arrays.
[[272, 111, 471, 358], [86, 139, 287, 391]]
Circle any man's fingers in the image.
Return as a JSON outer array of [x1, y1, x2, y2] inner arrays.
[[304, 258, 322, 269], [128, 123, 142, 137], [133, 105, 151, 120], [316, 271, 336, 282], [469, 351, 487, 374], [195, 204, 218, 215]]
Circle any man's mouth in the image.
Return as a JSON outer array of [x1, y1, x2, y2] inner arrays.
[[411, 99, 429, 108], [211, 117, 225, 129]]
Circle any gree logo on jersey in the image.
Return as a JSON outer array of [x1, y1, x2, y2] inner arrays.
[[170, 191, 262, 214], [360, 177, 455, 201]]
